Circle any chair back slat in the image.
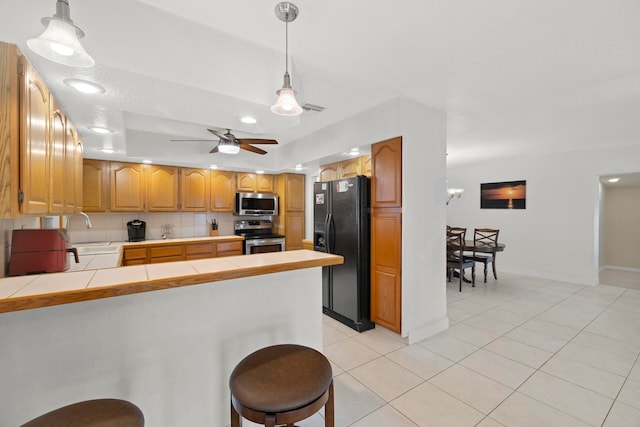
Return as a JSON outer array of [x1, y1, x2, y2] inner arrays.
[[474, 228, 499, 249]]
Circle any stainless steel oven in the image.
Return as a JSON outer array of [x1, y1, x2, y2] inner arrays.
[[234, 220, 286, 254]]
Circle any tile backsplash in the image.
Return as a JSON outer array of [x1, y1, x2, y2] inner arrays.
[[65, 212, 236, 244]]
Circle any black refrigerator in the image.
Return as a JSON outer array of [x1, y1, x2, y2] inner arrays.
[[314, 175, 374, 332]]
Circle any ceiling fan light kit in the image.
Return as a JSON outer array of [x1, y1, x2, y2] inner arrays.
[[271, 2, 303, 117], [217, 138, 241, 154], [27, 0, 95, 67]]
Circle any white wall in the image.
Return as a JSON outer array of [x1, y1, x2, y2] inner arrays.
[[290, 98, 448, 343], [602, 186, 640, 270], [447, 144, 640, 285]]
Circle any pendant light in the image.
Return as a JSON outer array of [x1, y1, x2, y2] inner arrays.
[[27, 0, 95, 68], [271, 2, 303, 116]]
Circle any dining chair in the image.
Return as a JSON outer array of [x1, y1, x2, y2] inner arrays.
[[446, 231, 475, 292], [446, 226, 467, 241], [467, 228, 500, 283]]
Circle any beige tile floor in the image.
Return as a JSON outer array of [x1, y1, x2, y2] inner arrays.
[[242, 271, 640, 426]]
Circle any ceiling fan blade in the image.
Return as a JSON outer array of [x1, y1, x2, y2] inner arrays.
[[207, 129, 230, 140], [239, 143, 267, 155], [170, 139, 216, 142], [237, 138, 279, 145], [209, 146, 219, 154]]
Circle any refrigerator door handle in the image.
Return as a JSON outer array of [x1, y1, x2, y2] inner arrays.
[[327, 213, 335, 253]]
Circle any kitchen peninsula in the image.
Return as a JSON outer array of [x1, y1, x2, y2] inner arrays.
[[0, 250, 342, 426]]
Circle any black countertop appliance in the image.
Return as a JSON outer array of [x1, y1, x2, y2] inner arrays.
[[127, 219, 146, 242], [313, 175, 374, 332]]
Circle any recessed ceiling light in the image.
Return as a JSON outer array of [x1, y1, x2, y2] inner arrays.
[[209, 165, 218, 169], [100, 148, 115, 154], [240, 116, 257, 124], [88, 126, 114, 134], [347, 149, 361, 156], [608, 177, 620, 183], [64, 78, 105, 94], [142, 159, 152, 164], [255, 170, 265, 174], [294, 164, 303, 171]]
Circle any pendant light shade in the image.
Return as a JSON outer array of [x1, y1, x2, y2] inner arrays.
[[271, 2, 302, 117], [27, 0, 95, 68], [271, 72, 303, 116]]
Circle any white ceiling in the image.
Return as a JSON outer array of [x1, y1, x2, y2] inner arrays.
[[1, 0, 640, 172]]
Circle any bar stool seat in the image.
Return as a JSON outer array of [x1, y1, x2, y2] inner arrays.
[[229, 344, 334, 427], [21, 398, 144, 427]]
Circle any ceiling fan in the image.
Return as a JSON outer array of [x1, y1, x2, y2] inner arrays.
[[171, 129, 278, 155]]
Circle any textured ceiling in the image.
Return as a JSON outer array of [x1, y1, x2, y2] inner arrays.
[[1, 0, 639, 172]]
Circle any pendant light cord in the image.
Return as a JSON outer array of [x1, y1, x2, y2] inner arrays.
[[285, 18, 289, 74]]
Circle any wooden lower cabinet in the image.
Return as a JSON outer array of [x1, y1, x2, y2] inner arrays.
[[185, 243, 215, 260], [122, 240, 243, 266], [284, 211, 305, 251], [370, 209, 402, 333], [215, 241, 243, 257]]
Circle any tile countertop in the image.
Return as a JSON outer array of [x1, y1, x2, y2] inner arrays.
[[0, 250, 343, 314]]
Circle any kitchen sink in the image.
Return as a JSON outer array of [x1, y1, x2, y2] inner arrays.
[[73, 242, 120, 255]]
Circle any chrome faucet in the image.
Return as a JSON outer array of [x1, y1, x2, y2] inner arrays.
[[66, 211, 93, 229]]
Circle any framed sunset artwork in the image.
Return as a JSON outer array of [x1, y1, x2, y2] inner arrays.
[[480, 180, 526, 209]]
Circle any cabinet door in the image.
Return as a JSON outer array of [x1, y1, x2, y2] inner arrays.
[[0, 42, 20, 219], [147, 165, 179, 211], [371, 137, 402, 208], [83, 159, 109, 212], [319, 163, 339, 182], [284, 211, 305, 251], [256, 174, 275, 193], [64, 120, 79, 212], [180, 168, 209, 211], [339, 158, 361, 178], [210, 170, 235, 212], [236, 173, 257, 192], [20, 57, 50, 214], [48, 101, 66, 213], [110, 162, 146, 212], [73, 138, 84, 211], [370, 209, 402, 333], [285, 173, 305, 212]]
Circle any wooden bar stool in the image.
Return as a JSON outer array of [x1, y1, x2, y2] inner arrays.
[[21, 398, 144, 427], [229, 344, 334, 427]]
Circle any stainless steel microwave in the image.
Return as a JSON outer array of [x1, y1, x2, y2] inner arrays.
[[235, 192, 279, 216]]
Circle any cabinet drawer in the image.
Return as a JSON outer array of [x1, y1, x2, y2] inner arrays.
[[149, 246, 183, 259], [185, 243, 214, 255], [149, 255, 184, 264], [216, 241, 242, 253], [124, 248, 147, 260]]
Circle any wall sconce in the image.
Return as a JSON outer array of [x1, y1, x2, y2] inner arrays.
[[446, 188, 464, 205]]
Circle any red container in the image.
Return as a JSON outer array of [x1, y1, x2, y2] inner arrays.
[[9, 229, 72, 276]]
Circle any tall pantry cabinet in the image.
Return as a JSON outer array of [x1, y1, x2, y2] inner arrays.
[[370, 137, 403, 333]]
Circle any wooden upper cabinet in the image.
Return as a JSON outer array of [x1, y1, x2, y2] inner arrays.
[[146, 165, 179, 211], [180, 168, 209, 211], [237, 172, 274, 193], [210, 170, 235, 212], [371, 137, 402, 208], [361, 154, 372, 177], [82, 159, 109, 212], [64, 123, 82, 212], [110, 162, 146, 212], [49, 100, 66, 214], [339, 157, 361, 178], [319, 163, 339, 182], [282, 173, 305, 212], [19, 56, 50, 214]]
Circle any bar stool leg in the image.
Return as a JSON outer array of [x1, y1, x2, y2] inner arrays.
[[265, 414, 276, 427], [231, 401, 241, 427], [325, 382, 335, 427]]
